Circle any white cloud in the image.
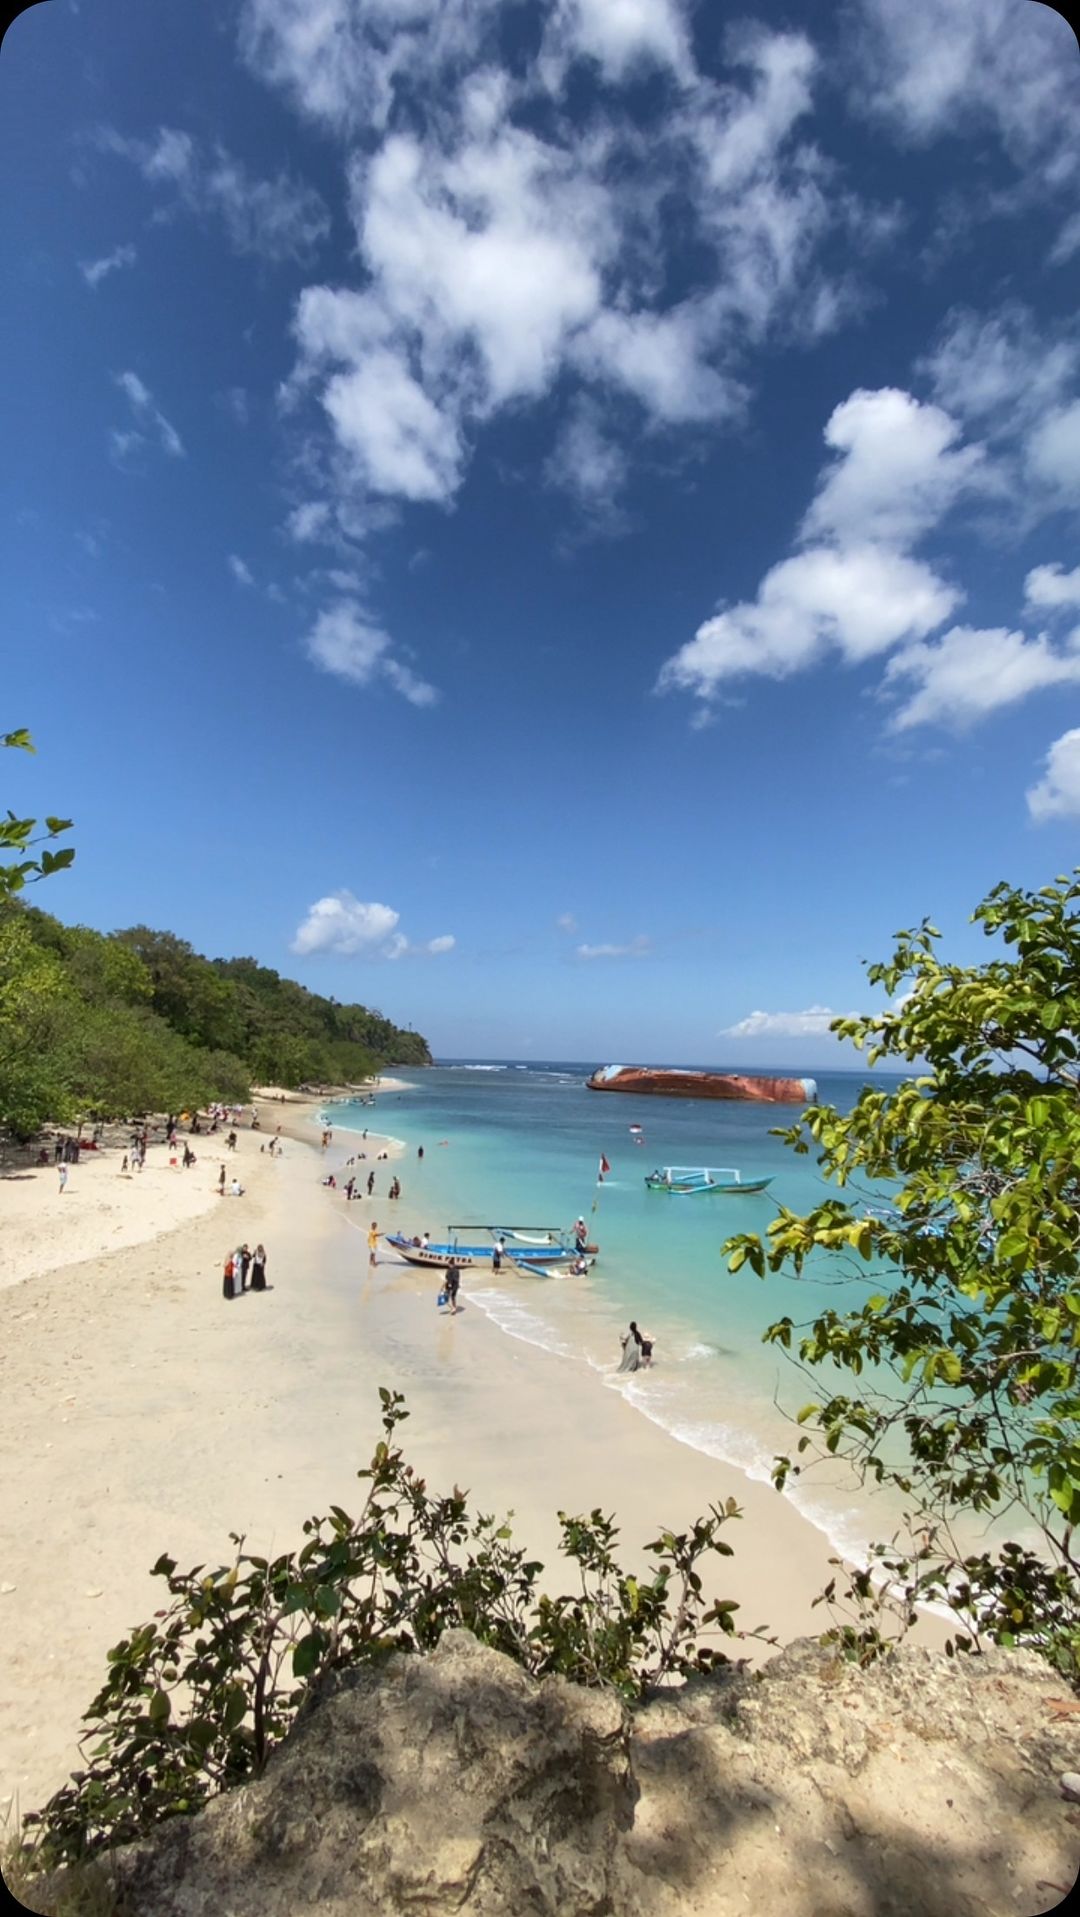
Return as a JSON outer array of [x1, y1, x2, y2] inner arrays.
[[886, 625, 1080, 732], [114, 370, 184, 459], [1028, 729, 1080, 822], [801, 388, 987, 547], [286, 501, 333, 543], [305, 599, 438, 706], [576, 935, 650, 959], [541, 0, 694, 87], [267, 18, 857, 552], [544, 400, 629, 524], [658, 383, 1000, 710], [239, 0, 502, 135], [693, 27, 815, 195], [660, 543, 959, 697], [1027, 400, 1080, 497], [849, 0, 1080, 237], [321, 344, 464, 503], [719, 1005, 841, 1038], [99, 124, 329, 263], [574, 304, 744, 425], [920, 305, 1080, 532], [291, 892, 454, 958], [556, 912, 578, 933], [291, 892, 400, 956], [922, 306, 1078, 440], [80, 242, 136, 287], [1025, 563, 1080, 612], [228, 554, 255, 587]]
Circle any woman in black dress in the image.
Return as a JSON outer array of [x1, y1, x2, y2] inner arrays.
[[250, 1243, 267, 1291], [222, 1253, 235, 1301]]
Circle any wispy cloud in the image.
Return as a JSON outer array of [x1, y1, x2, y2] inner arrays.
[[305, 599, 438, 707], [556, 912, 578, 933], [576, 935, 650, 960], [96, 124, 329, 263], [80, 242, 136, 287], [228, 554, 255, 587], [112, 370, 185, 460], [719, 1004, 842, 1038], [1027, 729, 1080, 823], [291, 889, 454, 958]]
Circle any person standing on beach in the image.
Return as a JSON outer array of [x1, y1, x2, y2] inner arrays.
[[239, 1245, 251, 1291], [492, 1236, 504, 1273], [218, 1164, 226, 1195], [367, 1170, 375, 1196], [57, 1162, 69, 1194], [223, 1252, 235, 1301], [250, 1244, 267, 1291], [617, 1322, 643, 1372], [444, 1266, 461, 1314], [368, 1221, 379, 1268]]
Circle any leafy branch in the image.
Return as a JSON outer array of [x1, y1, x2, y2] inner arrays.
[[21, 1389, 764, 1871]]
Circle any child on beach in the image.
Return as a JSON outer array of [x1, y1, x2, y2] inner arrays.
[[368, 1222, 379, 1267], [58, 1163, 69, 1194]]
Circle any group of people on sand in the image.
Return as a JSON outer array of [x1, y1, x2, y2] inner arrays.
[[222, 1243, 268, 1299], [217, 1164, 245, 1198]]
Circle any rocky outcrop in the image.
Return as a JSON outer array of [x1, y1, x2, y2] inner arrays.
[[27, 1632, 1080, 1917]]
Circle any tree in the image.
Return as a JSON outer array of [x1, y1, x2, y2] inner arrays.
[[1, 729, 73, 901], [0, 915, 75, 1135], [726, 872, 1080, 1677]]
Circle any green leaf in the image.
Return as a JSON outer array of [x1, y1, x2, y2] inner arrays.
[[292, 1631, 326, 1679], [148, 1690, 171, 1727]]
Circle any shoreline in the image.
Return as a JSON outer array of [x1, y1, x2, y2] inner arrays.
[[0, 1086, 948, 1825]]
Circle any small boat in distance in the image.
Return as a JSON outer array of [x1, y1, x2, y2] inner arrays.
[[645, 1166, 773, 1195]]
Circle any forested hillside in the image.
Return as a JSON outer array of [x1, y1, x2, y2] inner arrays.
[[0, 904, 431, 1137]]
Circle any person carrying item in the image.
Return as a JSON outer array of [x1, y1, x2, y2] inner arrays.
[[445, 1265, 461, 1315]]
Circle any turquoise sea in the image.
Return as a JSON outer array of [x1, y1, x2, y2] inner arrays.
[[327, 1061, 914, 1565]]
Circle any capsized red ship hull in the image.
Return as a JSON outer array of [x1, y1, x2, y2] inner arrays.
[[586, 1065, 817, 1104]]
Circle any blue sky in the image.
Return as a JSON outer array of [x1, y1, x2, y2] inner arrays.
[[2, 0, 1079, 1063]]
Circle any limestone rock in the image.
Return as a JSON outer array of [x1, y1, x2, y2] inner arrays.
[[26, 1633, 1080, 1917]]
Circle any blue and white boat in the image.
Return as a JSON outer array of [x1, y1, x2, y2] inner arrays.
[[644, 1166, 772, 1195], [384, 1224, 597, 1269]]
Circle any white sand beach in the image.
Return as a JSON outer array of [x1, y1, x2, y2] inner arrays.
[[0, 1096, 944, 1826]]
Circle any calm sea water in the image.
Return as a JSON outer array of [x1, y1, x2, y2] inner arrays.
[[328, 1060, 913, 1563]]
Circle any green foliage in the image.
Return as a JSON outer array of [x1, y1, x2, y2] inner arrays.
[[21, 1391, 756, 1870], [115, 928, 431, 1082], [726, 871, 1080, 1680], [0, 915, 77, 1136], [1, 728, 74, 901]]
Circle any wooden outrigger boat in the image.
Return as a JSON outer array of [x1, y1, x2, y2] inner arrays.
[[384, 1224, 599, 1270], [644, 1166, 772, 1195]]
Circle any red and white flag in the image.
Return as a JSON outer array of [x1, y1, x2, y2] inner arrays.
[[598, 1154, 611, 1179]]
